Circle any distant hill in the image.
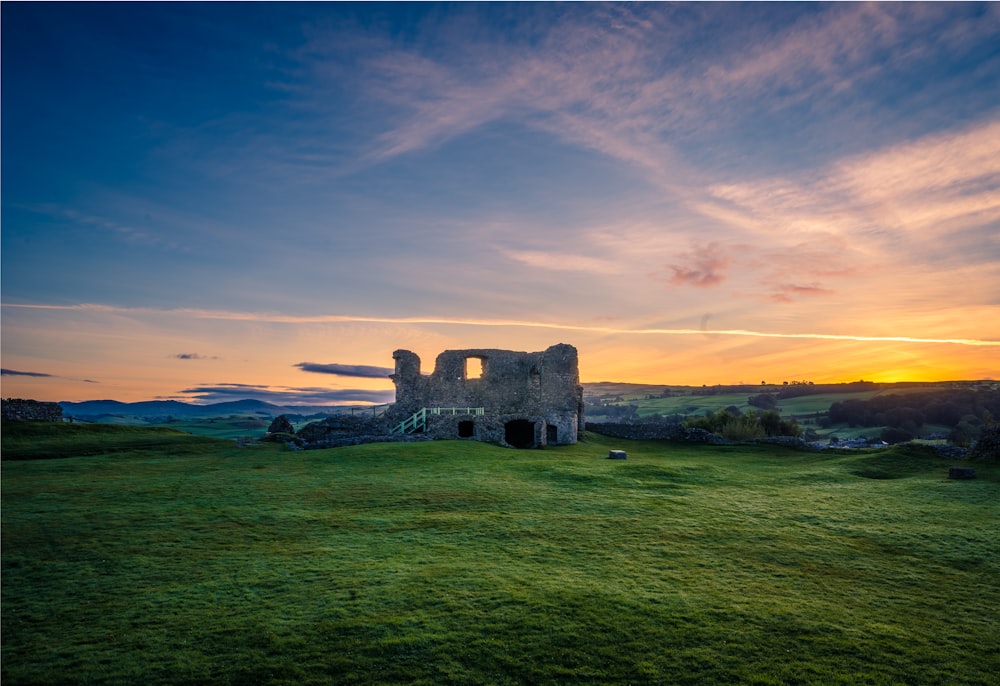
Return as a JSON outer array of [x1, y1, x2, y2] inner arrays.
[[58, 380, 996, 422]]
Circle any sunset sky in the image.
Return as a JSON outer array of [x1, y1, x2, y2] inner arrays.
[[3, 2, 999, 405]]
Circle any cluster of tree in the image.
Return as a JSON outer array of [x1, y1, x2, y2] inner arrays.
[[684, 408, 801, 441], [748, 393, 778, 410], [828, 389, 1000, 446], [693, 380, 882, 398], [588, 402, 640, 421], [696, 384, 768, 396], [774, 380, 877, 400]]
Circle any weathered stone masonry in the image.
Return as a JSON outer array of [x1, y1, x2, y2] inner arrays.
[[2, 398, 63, 422], [385, 343, 584, 448]]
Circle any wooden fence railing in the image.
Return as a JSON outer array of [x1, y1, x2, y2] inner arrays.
[[389, 407, 485, 434]]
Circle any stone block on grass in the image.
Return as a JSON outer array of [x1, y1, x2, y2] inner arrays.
[[948, 466, 976, 480]]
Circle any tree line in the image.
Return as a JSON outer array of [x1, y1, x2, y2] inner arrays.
[[828, 389, 999, 446], [684, 408, 801, 441]]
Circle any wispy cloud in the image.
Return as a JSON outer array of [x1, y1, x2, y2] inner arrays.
[[295, 362, 394, 379], [18, 203, 190, 252], [0, 367, 102, 385], [1, 368, 53, 377], [173, 353, 218, 360], [501, 249, 622, 275], [5, 302, 997, 347], [177, 383, 394, 405], [312, 3, 998, 189], [699, 117, 1000, 263], [652, 114, 1000, 320], [767, 283, 836, 304]]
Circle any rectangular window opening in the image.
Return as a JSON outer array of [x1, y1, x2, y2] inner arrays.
[[466, 357, 484, 380]]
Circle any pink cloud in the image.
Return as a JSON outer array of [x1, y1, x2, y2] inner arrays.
[[768, 283, 836, 303], [659, 243, 729, 288]]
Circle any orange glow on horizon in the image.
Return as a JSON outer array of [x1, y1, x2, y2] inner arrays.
[[2, 302, 995, 403]]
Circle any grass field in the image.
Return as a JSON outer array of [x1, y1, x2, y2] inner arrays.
[[55, 416, 276, 441], [150, 416, 273, 440], [588, 389, 909, 419], [65, 415, 350, 440], [584, 388, 957, 443], [3, 423, 999, 685], [584, 389, 886, 421]]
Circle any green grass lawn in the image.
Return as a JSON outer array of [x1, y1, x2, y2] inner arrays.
[[3, 424, 998, 685]]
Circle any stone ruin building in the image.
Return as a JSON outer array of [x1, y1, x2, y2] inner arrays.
[[385, 343, 584, 448], [286, 344, 584, 449]]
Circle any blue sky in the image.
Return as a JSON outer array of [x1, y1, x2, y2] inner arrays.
[[3, 2, 999, 404]]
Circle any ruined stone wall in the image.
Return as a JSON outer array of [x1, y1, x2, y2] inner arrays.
[[2, 398, 64, 422], [585, 421, 687, 441], [586, 421, 817, 450], [389, 343, 584, 447]]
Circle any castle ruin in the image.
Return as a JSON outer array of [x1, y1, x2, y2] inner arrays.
[[384, 343, 584, 448]]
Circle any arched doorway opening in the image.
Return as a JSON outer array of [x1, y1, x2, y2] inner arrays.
[[458, 420, 475, 438], [504, 419, 535, 449]]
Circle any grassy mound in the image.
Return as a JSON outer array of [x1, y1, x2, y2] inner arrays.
[[3, 428, 998, 684]]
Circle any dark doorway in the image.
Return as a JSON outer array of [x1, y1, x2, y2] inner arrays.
[[504, 419, 535, 449], [458, 420, 474, 438], [546, 424, 558, 444]]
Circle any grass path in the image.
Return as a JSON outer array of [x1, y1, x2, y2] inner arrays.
[[3, 425, 998, 684]]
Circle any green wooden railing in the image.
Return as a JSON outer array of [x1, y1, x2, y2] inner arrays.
[[389, 407, 485, 435]]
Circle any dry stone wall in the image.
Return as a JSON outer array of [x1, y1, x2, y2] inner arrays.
[[586, 421, 818, 450], [2, 398, 63, 422], [585, 421, 739, 443]]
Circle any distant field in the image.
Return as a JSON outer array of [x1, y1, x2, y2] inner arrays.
[[586, 387, 922, 419], [3, 423, 998, 684], [57, 415, 274, 440], [583, 383, 978, 443], [153, 416, 273, 439]]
